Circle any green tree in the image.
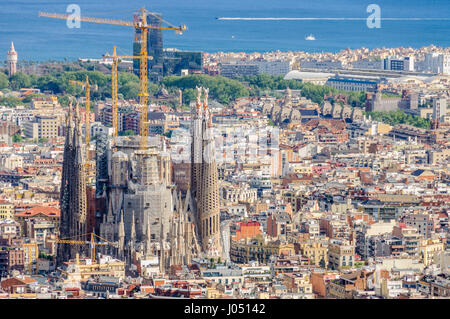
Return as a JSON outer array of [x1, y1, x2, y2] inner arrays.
[[36, 75, 65, 94], [365, 110, 431, 129], [118, 72, 139, 86], [161, 74, 249, 105], [149, 82, 160, 96], [182, 88, 197, 105], [12, 134, 22, 143], [22, 94, 40, 104], [58, 95, 71, 107], [0, 72, 9, 89], [9, 72, 32, 90], [119, 82, 139, 100], [0, 96, 24, 107]]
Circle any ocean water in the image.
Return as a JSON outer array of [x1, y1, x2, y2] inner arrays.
[[0, 0, 449, 61]]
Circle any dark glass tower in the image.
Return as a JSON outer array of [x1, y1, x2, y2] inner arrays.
[[133, 12, 164, 82], [148, 13, 163, 67]]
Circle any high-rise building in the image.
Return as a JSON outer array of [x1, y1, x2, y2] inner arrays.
[[147, 13, 163, 68], [432, 96, 448, 124], [133, 12, 164, 82], [424, 53, 450, 75], [133, 13, 202, 81], [190, 87, 222, 257], [58, 103, 88, 265], [7, 42, 17, 77], [163, 49, 203, 75]]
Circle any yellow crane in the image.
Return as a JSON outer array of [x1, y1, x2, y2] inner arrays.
[[39, 9, 186, 150], [56, 232, 117, 263], [69, 76, 98, 160], [102, 46, 152, 146]]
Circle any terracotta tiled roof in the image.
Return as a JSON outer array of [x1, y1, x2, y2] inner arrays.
[[21, 277, 38, 284], [16, 206, 60, 218]]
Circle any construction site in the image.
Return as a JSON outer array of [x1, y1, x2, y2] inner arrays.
[[36, 8, 223, 279]]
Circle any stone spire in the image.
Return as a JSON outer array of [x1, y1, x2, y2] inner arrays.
[[127, 210, 136, 266], [58, 101, 73, 265], [106, 196, 114, 223], [130, 210, 136, 245], [198, 87, 222, 256], [172, 189, 179, 213], [203, 87, 209, 111], [57, 99, 87, 265], [169, 215, 176, 267], [182, 189, 200, 264], [73, 102, 84, 168], [178, 205, 185, 265], [100, 196, 115, 255], [188, 86, 222, 258], [159, 222, 165, 274], [66, 99, 73, 127], [145, 214, 152, 255], [118, 209, 125, 259], [195, 86, 202, 111], [190, 86, 204, 218], [74, 101, 80, 126]]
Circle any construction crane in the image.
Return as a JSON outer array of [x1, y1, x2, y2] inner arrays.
[[102, 46, 152, 146], [38, 9, 186, 150], [56, 232, 117, 263], [69, 76, 98, 160]]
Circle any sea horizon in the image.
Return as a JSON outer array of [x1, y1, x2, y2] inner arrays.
[[0, 0, 449, 61]]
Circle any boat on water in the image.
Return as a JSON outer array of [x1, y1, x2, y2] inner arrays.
[[305, 34, 316, 41]]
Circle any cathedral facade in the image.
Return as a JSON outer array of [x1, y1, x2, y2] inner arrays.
[[96, 133, 201, 273], [93, 86, 223, 274]]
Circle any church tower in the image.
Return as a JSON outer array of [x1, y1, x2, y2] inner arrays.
[[57, 101, 88, 265], [190, 87, 222, 257], [190, 86, 204, 210]]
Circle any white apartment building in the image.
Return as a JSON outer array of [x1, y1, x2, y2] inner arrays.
[[424, 53, 450, 75], [24, 115, 59, 140], [300, 60, 343, 69], [220, 60, 291, 78], [432, 96, 448, 122], [384, 56, 415, 71]]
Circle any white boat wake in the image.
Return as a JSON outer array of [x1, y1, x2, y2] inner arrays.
[[217, 17, 450, 21]]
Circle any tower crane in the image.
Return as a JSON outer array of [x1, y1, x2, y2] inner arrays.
[[56, 232, 117, 263], [69, 76, 98, 161], [38, 9, 186, 150], [102, 46, 152, 147]]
